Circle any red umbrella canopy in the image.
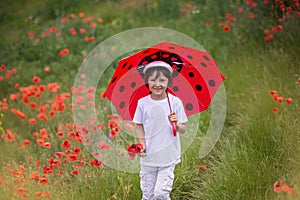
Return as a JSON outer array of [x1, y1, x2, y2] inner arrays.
[[104, 41, 225, 120]]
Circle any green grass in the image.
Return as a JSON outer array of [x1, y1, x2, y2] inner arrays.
[[1, 0, 300, 199]]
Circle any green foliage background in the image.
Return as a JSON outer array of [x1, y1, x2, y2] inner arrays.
[[0, 0, 299, 199]]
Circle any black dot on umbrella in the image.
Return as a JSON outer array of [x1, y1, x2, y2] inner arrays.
[[111, 77, 117, 83], [195, 84, 202, 91], [128, 65, 132, 70], [122, 62, 127, 69], [186, 103, 193, 111], [169, 46, 175, 50], [208, 80, 215, 87], [200, 62, 207, 67], [203, 55, 210, 61], [131, 82, 136, 88], [173, 86, 179, 92], [119, 85, 125, 92], [187, 55, 193, 60], [143, 50, 150, 54], [188, 72, 194, 78], [119, 101, 125, 109]]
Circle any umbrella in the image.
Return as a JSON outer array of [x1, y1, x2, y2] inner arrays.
[[104, 41, 225, 127]]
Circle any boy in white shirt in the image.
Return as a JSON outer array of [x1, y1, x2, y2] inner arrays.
[[133, 61, 188, 200]]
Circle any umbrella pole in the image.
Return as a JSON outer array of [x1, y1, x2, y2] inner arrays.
[[166, 90, 177, 136]]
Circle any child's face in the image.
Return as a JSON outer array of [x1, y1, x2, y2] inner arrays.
[[147, 70, 169, 100]]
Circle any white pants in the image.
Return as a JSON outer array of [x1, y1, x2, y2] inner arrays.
[[140, 164, 176, 200]]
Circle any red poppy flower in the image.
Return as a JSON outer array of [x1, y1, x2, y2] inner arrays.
[[90, 23, 96, 29], [273, 180, 297, 194], [285, 97, 293, 104], [28, 118, 37, 125], [49, 110, 56, 118], [43, 166, 53, 174], [24, 139, 30, 146], [70, 13, 76, 18], [49, 158, 61, 167], [270, 90, 278, 96], [264, 29, 270, 35], [35, 192, 43, 199], [264, 35, 274, 41], [31, 172, 40, 182], [248, 12, 255, 19], [44, 66, 50, 72], [54, 152, 63, 159], [43, 191, 51, 198], [273, 107, 279, 114], [56, 131, 64, 138], [28, 31, 34, 39], [109, 127, 120, 138], [49, 26, 56, 33], [90, 160, 102, 167], [61, 140, 71, 149], [0, 64, 6, 71], [19, 143, 25, 150], [61, 17, 68, 23], [9, 94, 18, 101], [97, 17, 103, 23], [32, 76, 40, 83], [78, 12, 84, 17], [276, 96, 284, 102], [16, 187, 26, 195], [39, 176, 48, 185], [100, 91, 106, 99], [36, 160, 41, 168], [11, 109, 26, 120], [199, 164, 207, 171], [29, 102, 37, 109], [70, 170, 80, 175], [43, 142, 51, 148], [89, 36, 95, 42], [69, 28, 77, 36], [237, 7, 243, 14], [76, 159, 85, 167], [59, 48, 70, 57], [223, 25, 230, 32], [282, 184, 297, 194], [72, 147, 81, 155]]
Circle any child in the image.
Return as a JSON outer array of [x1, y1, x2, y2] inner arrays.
[[133, 61, 188, 200]]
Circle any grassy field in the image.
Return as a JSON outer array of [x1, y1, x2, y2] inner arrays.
[[1, 0, 300, 199]]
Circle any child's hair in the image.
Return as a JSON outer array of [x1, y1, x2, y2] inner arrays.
[[144, 66, 173, 87]]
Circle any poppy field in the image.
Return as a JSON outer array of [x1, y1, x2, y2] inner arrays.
[[1, 0, 300, 199]]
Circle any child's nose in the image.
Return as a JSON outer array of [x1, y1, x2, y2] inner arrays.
[[154, 80, 160, 85]]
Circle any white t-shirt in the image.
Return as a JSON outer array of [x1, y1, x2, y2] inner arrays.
[[133, 94, 188, 167]]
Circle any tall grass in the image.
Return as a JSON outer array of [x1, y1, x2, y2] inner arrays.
[[1, 0, 299, 199]]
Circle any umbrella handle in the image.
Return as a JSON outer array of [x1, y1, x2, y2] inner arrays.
[[172, 121, 177, 136]]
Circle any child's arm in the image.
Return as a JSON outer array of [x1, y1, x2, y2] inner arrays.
[[176, 123, 186, 134], [135, 124, 146, 156]]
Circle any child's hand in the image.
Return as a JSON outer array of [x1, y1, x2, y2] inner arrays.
[[168, 112, 178, 123], [139, 144, 146, 158]]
